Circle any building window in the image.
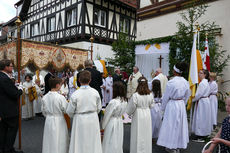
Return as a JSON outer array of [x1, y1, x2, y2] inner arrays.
[[120, 17, 130, 34], [66, 9, 77, 27], [31, 23, 39, 36], [48, 17, 55, 32], [94, 9, 106, 27]]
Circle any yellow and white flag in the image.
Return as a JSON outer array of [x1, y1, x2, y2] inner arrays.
[[187, 31, 203, 110]]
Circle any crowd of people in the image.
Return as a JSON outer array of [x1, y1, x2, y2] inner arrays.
[[0, 59, 229, 153]]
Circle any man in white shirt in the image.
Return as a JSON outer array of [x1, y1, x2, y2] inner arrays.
[[150, 68, 168, 94]]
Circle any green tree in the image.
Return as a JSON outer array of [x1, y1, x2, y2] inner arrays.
[[108, 33, 135, 74], [169, 3, 230, 77]]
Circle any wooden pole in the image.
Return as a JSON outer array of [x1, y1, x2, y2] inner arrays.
[[15, 16, 22, 150], [90, 36, 94, 60]]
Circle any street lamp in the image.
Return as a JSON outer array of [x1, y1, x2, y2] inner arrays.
[[89, 35, 94, 60], [15, 16, 22, 150]]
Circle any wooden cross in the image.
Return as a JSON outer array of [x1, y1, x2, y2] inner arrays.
[[158, 55, 164, 68]]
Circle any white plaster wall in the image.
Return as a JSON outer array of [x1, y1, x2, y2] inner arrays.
[[137, 0, 230, 92], [140, 0, 152, 8], [62, 41, 114, 60]]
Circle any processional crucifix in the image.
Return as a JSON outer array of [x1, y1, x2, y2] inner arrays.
[[158, 55, 164, 68]]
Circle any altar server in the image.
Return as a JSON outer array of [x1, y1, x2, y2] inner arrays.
[[102, 81, 127, 153], [126, 77, 154, 153], [33, 79, 43, 115], [41, 77, 69, 153], [67, 70, 102, 153], [22, 74, 35, 119], [157, 63, 190, 153]]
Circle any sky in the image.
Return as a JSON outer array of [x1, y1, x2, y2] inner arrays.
[[0, 0, 18, 23]]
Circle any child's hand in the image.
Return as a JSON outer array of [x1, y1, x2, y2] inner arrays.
[[212, 138, 222, 144]]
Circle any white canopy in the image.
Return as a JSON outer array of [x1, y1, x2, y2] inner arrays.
[[135, 43, 170, 81]]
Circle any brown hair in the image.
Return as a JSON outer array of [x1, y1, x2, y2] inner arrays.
[[84, 60, 93, 68], [136, 77, 151, 95], [79, 70, 91, 84], [77, 64, 84, 71], [113, 81, 127, 101], [152, 79, 162, 98], [201, 69, 210, 80], [49, 77, 62, 89], [0, 59, 13, 70]]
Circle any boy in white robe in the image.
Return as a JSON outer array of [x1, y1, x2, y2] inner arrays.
[[66, 70, 102, 153], [41, 77, 69, 153]]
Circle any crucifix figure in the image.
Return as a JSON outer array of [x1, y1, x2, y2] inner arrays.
[[158, 55, 164, 68]]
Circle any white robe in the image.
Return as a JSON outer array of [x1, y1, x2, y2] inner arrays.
[[149, 73, 168, 94], [126, 92, 154, 153], [41, 91, 69, 153], [150, 97, 163, 138], [32, 75, 45, 86], [157, 76, 190, 149], [101, 78, 106, 107], [33, 84, 43, 114], [105, 76, 113, 104], [127, 71, 142, 98], [22, 81, 34, 119], [68, 76, 77, 98], [102, 98, 127, 153], [192, 79, 212, 136], [60, 84, 69, 99], [209, 80, 218, 126], [66, 86, 102, 153]]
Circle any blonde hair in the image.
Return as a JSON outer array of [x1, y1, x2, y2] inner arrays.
[[209, 72, 217, 80]]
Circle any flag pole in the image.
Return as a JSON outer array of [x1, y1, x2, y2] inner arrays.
[[15, 16, 22, 150]]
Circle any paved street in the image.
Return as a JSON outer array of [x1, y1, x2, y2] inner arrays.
[[14, 116, 210, 153]]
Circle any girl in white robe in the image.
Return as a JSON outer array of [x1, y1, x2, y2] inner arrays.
[[151, 79, 163, 139], [209, 72, 218, 127], [22, 74, 34, 119], [192, 69, 212, 140], [126, 77, 154, 153], [102, 81, 127, 153], [41, 77, 69, 153], [157, 63, 190, 152], [66, 70, 102, 153]]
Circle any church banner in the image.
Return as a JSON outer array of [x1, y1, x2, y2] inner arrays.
[[0, 41, 17, 64], [9, 39, 88, 70]]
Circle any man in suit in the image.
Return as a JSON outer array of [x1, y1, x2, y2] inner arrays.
[[112, 68, 122, 83], [77, 60, 103, 99], [0, 59, 23, 153]]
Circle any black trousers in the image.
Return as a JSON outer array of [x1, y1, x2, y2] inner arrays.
[[0, 116, 19, 152]]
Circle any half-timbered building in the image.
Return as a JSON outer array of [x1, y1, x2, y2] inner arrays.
[[5, 0, 137, 59]]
